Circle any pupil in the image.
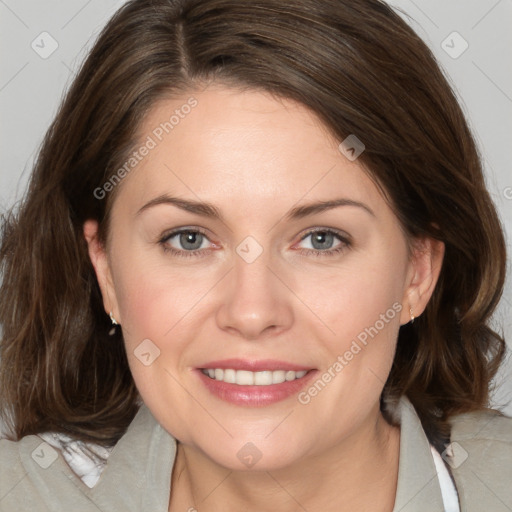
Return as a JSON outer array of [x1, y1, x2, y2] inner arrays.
[[312, 232, 333, 250], [181, 232, 202, 250]]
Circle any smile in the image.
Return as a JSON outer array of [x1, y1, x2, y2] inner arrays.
[[196, 360, 317, 406], [201, 368, 308, 386]]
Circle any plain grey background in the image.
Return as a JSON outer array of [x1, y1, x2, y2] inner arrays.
[[0, 0, 511, 415]]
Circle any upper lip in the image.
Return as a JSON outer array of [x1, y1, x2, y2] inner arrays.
[[198, 358, 314, 372]]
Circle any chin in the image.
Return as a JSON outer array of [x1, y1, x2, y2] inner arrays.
[[193, 435, 307, 472]]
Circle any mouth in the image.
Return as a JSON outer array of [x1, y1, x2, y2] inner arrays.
[[196, 359, 317, 406]]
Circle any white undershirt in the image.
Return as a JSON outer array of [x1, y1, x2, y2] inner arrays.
[[37, 432, 112, 489], [38, 433, 461, 510], [430, 445, 461, 511]]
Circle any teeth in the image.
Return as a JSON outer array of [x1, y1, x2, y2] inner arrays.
[[223, 369, 236, 384], [201, 368, 308, 385], [272, 370, 286, 384], [254, 371, 271, 385], [285, 370, 296, 381], [237, 370, 254, 385]]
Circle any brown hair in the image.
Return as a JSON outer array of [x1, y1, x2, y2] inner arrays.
[[0, 0, 508, 453]]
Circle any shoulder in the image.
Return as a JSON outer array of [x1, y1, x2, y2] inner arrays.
[[449, 407, 512, 443], [0, 436, 23, 481], [0, 435, 54, 511], [447, 407, 512, 462], [446, 408, 512, 510]]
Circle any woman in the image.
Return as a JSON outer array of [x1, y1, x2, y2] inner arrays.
[[0, 0, 510, 511]]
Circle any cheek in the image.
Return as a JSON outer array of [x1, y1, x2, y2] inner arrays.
[[289, 263, 403, 439], [299, 245, 405, 337], [112, 251, 220, 395], [115, 263, 203, 346], [292, 241, 407, 394], [112, 260, 208, 431]]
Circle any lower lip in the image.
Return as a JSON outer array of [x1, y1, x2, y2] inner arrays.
[[196, 369, 318, 406]]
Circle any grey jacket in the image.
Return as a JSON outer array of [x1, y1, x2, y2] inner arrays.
[[1, 396, 511, 511]]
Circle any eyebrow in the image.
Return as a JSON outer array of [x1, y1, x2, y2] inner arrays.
[[136, 194, 375, 220]]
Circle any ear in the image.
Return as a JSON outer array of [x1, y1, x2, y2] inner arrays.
[[83, 220, 121, 324], [399, 236, 445, 325]]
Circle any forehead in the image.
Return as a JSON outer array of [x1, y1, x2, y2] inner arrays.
[[113, 86, 386, 218]]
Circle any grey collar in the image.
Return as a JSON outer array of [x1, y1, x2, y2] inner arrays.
[[20, 395, 446, 511], [391, 396, 446, 511]]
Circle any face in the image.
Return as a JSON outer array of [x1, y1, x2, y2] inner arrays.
[[85, 85, 442, 471]]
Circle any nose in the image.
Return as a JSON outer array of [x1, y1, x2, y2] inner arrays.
[[215, 247, 294, 341]]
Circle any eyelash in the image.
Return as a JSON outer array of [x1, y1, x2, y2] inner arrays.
[[158, 228, 351, 259], [300, 229, 351, 258], [159, 228, 212, 259]]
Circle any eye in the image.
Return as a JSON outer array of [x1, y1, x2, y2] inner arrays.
[[295, 229, 351, 257], [159, 228, 214, 258], [158, 227, 351, 259]]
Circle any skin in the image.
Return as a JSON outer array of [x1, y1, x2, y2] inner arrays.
[[84, 85, 444, 512]]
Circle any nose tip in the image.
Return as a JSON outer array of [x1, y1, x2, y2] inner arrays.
[[223, 316, 279, 341]]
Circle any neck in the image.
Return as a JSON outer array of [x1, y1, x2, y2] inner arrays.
[[169, 408, 400, 512]]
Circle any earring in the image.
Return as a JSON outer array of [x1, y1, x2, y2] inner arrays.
[[109, 312, 118, 336], [409, 307, 415, 324]]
